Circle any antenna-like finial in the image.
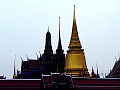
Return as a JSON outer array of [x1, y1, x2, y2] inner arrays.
[[92, 66, 94, 72], [73, 5, 76, 21], [36, 52, 39, 59], [118, 53, 120, 59], [13, 55, 17, 79], [59, 17, 60, 40], [115, 55, 117, 61], [96, 63, 99, 77], [26, 54, 29, 60], [14, 55, 16, 73], [48, 27, 49, 32], [39, 51, 42, 57]]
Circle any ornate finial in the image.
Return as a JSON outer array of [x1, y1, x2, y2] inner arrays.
[[92, 66, 94, 73], [96, 63, 98, 71], [59, 17, 60, 37], [36, 52, 39, 59], [17, 69, 20, 74], [59, 16, 61, 43], [14, 55, 16, 74], [56, 16, 63, 53], [96, 63, 100, 78], [39, 51, 42, 58], [73, 5, 76, 21], [26, 54, 29, 60], [118, 53, 120, 59], [13, 55, 17, 79], [115, 55, 117, 61], [14, 60, 16, 75], [48, 27, 49, 32], [20, 56, 23, 61]]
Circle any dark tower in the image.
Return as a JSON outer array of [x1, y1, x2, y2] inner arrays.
[[41, 27, 54, 74], [55, 17, 65, 73], [44, 27, 53, 54]]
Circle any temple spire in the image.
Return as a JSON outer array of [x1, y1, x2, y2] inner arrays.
[[55, 17, 65, 73], [44, 27, 53, 54], [58, 17, 62, 48], [64, 5, 89, 77], [56, 17, 63, 53], [92, 66, 94, 74], [59, 17, 61, 44], [73, 5, 76, 21], [68, 5, 82, 50], [13, 55, 17, 79], [90, 66, 96, 77]]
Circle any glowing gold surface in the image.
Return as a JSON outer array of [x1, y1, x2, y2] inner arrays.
[[65, 52, 87, 69], [64, 5, 89, 77]]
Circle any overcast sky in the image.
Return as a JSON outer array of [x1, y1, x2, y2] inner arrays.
[[0, 0, 120, 78]]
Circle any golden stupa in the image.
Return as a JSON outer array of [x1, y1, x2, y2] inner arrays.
[[64, 5, 89, 77]]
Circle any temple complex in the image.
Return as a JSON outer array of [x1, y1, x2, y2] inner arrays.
[[2, 5, 119, 90]]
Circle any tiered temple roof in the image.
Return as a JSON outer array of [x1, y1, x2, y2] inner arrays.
[[107, 58, 120, 78]]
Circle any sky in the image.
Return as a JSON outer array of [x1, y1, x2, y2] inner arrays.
[[0, 0, 120, 79]]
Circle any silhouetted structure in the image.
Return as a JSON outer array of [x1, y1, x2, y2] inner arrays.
[[0, 75, 6, 79], [41, 28, 54, 74], [54, 17, 65, 73], [90, 67, 100, 78], [2, 4, 120, 90], [17, 20, 65, 79], [17, 59, 41, 79], [107, 58, 120, 78]]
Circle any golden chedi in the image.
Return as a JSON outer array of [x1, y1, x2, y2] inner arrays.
[[64, 5, 89, 77]]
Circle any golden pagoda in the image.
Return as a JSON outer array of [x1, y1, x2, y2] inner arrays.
[[64, 5, 89, 77]]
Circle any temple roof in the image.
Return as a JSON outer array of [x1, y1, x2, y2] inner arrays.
[[107, 58, 120, 78], [29, 59, 40, 68], [23, 61, 29, 70]]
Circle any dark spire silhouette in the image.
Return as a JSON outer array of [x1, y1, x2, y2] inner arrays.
[[54, 17, 65, 73], [44, 27, 53, 54], [13, 55, 17, 79], [96, 63, 100, 78], [56, 17, 64, 54]]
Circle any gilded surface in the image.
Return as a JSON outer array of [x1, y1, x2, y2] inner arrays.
[[64, 5, 89, 77]]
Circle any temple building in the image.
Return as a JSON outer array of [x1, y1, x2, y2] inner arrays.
[[106, 58, 120, 78], [17, 58, 41, 79], [17, 18, 65, 79], [64, 5, 89, 77]]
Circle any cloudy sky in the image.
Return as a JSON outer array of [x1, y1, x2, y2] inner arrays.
[[0, 0, 120, 78]]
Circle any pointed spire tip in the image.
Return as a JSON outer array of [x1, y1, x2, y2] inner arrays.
[[48, 27, 49, 32], [73, 5, 76, 21]]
